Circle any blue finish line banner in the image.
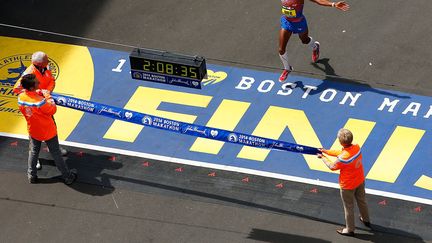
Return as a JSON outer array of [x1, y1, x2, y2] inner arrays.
[[52, 93, 319, 155]]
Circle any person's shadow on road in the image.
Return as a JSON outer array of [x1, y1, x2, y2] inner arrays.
[[353, 224, 427, 243], [37, 147, 123, 196]]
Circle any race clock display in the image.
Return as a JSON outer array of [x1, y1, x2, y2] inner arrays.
[[129, 48, 207, 89]]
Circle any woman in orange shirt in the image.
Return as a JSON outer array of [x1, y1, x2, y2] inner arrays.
[[318, 128, 371, 236], [18, 74, 77, 185]]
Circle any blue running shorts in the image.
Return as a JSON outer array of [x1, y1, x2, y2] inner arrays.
[[280, 16, 308, 34]]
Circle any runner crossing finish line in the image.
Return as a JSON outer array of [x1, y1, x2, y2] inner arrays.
[[51, 93, 319, 155]]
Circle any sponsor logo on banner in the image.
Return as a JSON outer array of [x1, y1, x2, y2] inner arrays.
[[150, 117, 181, 131], [295, 146, 304, 152], [237, 134, 267, 147], [210, 130, 218, 137], [228, 133, 238, 143], [271, 142, 284, 149], [0, 54, 60, 115], [182, 125, 208, 136], [142, 116, 152, 125], [57, 97, 67, 105], [63, 97, 95, 112], [202, 69, 228, 86], [98, 106, 122, 118], [141, 72, 167, 83], [124, 112, 133, 119], [132, 71, 142, 79], [169, 78, 190, 86]]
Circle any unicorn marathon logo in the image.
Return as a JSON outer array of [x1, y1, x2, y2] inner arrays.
[[0, 54, 59, 87], [0, 54, 60, 114]]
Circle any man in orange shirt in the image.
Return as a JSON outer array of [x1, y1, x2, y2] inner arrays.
[[14, 51, 67, 170], [14, 51, 55, 94], [18, 74, 77, 185], [318, 128, 371, 236]]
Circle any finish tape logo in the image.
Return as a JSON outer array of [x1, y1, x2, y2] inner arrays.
[[0, 54, 59, 114]]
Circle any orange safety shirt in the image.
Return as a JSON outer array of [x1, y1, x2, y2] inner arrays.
[[13, 64, 55, 94], [323, 144, 365, 190], [18, 90, 58, 141]]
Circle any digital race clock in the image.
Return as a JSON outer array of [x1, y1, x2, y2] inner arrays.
[[129, 48, 207, 89]]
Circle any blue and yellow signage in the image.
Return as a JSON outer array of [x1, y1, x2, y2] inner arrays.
[[0, 37, 430, 203]]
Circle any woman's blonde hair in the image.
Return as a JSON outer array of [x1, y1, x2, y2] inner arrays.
[[337, 128, 353, 145]]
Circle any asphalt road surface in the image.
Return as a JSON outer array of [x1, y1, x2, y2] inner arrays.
[[0, 0, 431, 242]]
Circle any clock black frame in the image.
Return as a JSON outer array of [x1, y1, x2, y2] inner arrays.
[[129, 48, 207, 89]]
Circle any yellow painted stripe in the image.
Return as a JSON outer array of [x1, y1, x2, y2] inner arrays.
[[237, 106, 375, 173], [237, 106, 328, 171], [237, 106, 376, 173], [103, 87, 212, 142], [367, 126, 425, 183], [237, 106, 301, 161], [414, 175, 432, 191], [190, 99, 250, 154]]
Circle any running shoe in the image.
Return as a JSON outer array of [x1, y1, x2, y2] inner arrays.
[[312, 41, 320, 63], [278, 66, 293, 82]]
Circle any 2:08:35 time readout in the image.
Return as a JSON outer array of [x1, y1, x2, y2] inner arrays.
[[143, 60, 198, 79]]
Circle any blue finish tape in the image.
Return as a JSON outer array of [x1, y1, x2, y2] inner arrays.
[[52, 93, 320, 155]]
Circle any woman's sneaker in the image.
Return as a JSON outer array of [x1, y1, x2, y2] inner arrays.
[[64, 169, 77, 185]]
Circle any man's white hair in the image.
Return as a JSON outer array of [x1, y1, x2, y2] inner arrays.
[[31, 51, 47, 65]]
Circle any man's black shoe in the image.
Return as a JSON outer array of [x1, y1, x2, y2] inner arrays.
[[64, 169, 77, 185], [359, 216, 371, 228], [28, 176, 38, 184]]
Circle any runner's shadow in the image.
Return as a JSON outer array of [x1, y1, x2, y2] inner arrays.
[[301, 58, 411, 99], [247, 229, 331, 243]]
